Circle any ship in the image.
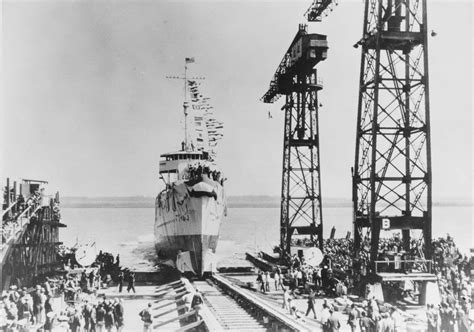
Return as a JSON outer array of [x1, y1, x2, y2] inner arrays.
[[154, 58, 226, 276]]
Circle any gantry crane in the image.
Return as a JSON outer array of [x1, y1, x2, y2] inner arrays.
[[352, 0, 433, 277], [262, 24, 328, 257]]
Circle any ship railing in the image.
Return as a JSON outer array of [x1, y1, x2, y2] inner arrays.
[[374, 259, 433, 275], [1, 199, 20, 218], [1, 199, 43, 251]]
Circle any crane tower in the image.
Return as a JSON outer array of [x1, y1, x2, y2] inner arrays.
[[352, 0, 432, 273], [262, 24, 328, 256]]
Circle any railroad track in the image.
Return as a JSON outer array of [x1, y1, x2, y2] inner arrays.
[[194, 279, 267, 331], [187, 273, 312, 332]]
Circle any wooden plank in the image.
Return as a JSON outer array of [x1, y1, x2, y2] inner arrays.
[[153, 310, 196, 329], [154, 280, 182, 292], [175, 319, 203, 332], [153, 290, 189, 303], [153, 304, 188, 319], [153, 298, 184, 311], [13, 242, 63, 248], [155, 285, 186, 297]]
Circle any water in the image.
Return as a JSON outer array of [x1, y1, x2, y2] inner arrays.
[[61, 205, 473, 269]]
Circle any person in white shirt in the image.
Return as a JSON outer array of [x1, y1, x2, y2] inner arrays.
[[274, 271, 280, 291], [264, 272, 271, 292], [282, 289, 291, 312], [320, 302, 331, 331]]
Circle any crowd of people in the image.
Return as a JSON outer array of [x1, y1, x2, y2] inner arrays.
[[0, 275, 125, 332], [279, 280, 408, 332], [426, 236, 472, 332], [259, 234, 472, 331], [2, 188, 61, 245], [0, 246, 130, 331], [184, 163, 223, 186]]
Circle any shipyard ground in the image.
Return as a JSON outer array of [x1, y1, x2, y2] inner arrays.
[[99, 266, 431, 331]]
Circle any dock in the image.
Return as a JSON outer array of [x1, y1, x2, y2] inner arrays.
[[93, 266, 429, 331]]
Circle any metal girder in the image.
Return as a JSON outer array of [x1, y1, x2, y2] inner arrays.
[[352, 0, 432, 275], [305, 0, 338, 22], [280, 71, 324, 254]]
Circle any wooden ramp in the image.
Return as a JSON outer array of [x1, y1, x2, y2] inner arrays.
[[101, 278, 197, 331]]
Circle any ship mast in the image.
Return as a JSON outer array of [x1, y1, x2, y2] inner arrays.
[[166, 57, 203, 152], [183, 59, 189, 150]]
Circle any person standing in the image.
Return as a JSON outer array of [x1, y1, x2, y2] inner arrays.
[[313, 268, 322, 289], [274, 270, 280, 291], [347, 304, 359, 332], [377, 312, 391, 332], [282, 289, 291, 312], [83, 300, 93, 332], [127, 272, 136, 293], [104, 307, 115, 332], [368, 296, 379, 321], [183, 292, 193, 312], [114, 298, 124, 332], [69, 308, 82, 332], [264, 272, 271, 292], [320, 302, 331, 332], [439, 302, 452, 332], [256, 271, 265, 293], [359, 311, 373, 332], [426, 304, 438, 332], [96, 304, 106, 332], [139, 303, 153, 332], [117, 272, 124, 293], [456, 307, 469, 332], [37, 287, 47, 324], [89, 270, 95, 290], [289, 274, 297, 296], [390, 307, 403, 332], [327, 307, 342, 332], [191, 289, 204, 320], [43, 281, 51, 298], [305, 289, 317, 319], [296, 268, 303, 288]]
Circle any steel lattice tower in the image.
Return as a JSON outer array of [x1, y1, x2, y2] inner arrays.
[[280, 70, 325, 253], [262, 25, 328, 256], [352, 0, 432, 271]]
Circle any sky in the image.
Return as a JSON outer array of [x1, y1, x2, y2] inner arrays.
[[1, 0, 472, 200]]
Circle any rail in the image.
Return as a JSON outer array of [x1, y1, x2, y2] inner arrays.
[[374, 259, 433, 274], [211, 273, 312, 331]]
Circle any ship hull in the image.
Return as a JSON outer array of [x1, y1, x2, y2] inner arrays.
[[154, 180, 225, 275]]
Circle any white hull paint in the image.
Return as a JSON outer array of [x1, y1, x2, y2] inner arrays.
[[154, 181, 226, 275]]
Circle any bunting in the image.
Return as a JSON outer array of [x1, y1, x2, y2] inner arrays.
[[187, 80, 224, 155]]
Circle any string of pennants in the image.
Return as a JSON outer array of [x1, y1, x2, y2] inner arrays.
[[187, 80, 224, 151]]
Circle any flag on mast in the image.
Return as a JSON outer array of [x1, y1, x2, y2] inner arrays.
[[185, 57, 195, 63]]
